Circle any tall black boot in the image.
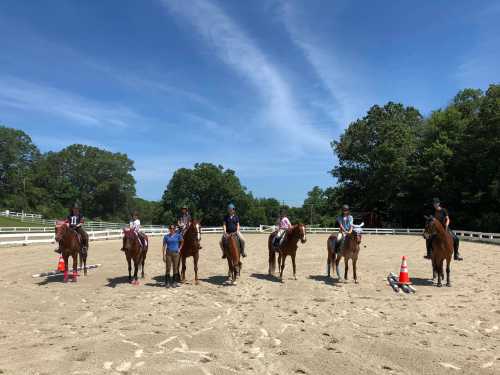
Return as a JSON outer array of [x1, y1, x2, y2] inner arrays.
[[453, 238, 463, 261], [165, 275, 171, 287]]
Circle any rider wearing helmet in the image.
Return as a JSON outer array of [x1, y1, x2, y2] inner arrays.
[[220, 203, 246, 258], [121, 211, 147, 251], [273, 209, 292, 249], [335, 204, 353, 252], [425, 198, 463, 261], [56, 203, 89, 254], [177, 205, 201, 249]]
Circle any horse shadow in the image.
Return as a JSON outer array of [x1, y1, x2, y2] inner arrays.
[[105, 276, 131, 288], [308, 274, 340, 286], [36, 274, 66, 286], [409, 277, 434, 286], [199, 275, 229, 286], [249, 273, 281, 283], [144, 275, 166, 288]]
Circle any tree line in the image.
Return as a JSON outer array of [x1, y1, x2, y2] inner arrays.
[[1, 84, 498, 230]]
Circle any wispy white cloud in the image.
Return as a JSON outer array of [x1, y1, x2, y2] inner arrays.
[[279, 2, 372, 128], [161, 0, 329, 151], [0, 76, 151, 128]]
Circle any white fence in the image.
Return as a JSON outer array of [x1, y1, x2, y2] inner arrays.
[[0, 225, 499, 247]]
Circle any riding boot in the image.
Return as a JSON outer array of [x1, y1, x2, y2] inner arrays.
[[451, 230, 463, 261], [197, 240, 202, 250], [54, 246, 62, 254], [240, 245, 247, 258], [165, 275, 171, 287]]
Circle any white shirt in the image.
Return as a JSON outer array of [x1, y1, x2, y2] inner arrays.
[[130, 219, 141, 232]]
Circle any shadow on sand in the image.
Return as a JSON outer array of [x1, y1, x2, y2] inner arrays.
[[105, 275, 132, 288], [308, 274, 341, 286], [199, 275, 230, 286], [249, 273, 281, 283]]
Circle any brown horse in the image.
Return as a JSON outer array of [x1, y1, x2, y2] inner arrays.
[[331, 224, 363, 283], [178, 220, 201, 284], [223, 233, 242, 284], [423, 216, 453, 287], [122, 228, 148, 285], [55, 221, 85, 282], [268, 224, 307, 281]]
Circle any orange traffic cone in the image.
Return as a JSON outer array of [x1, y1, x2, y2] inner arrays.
[[57, 256, 65, 272], [398, 256, 411, 284]]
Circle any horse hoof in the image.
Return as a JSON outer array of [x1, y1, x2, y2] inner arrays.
[[354, 280, 358, 284], [446, 283, 451, 287], [437, 283, 442, 288]]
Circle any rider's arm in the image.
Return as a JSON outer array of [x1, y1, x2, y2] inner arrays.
[[179, 238, 184, 251], [223, 223, 227, 235], [445, 216, 450, 230], [236, 220, 241, 233]]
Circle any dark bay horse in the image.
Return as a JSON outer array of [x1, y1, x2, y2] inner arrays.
[[223, 233, 241, 284], [423, 216, 453, 287], [268, 224, 307, 281], [330, 224, 363, 283], [122, 228, 148, 285], [178, 220, 201, 284], [55, 221, 86, 282]]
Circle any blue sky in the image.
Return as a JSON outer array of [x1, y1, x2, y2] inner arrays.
[[1, 1, 499, 205]]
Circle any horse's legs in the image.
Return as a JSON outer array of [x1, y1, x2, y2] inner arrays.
[[141, 253, 146, 279], [194, 253, 199, 285], [127, 255, 132, 283], [72, 254, 78, 282], [437, 259, 443, 287], [82, 251, 87, 276], [446, 257, 451, 287], [327, 250, 331, 277], [63, 253, 69, 282], [181, 256, 187, 282], [344, 258, 349, 281], [431, 259, 437, 282], [335, 256, 342, 280], [279, 254, 286, 281], [353, 257, 358, 284], [291, 253, 297, 280], [133, 258, 139, 285]]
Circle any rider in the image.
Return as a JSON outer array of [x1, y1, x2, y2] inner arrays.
[[121, 211, 147, 251], [424, 198, 463, 261], [163, 224, 183, 286], [273, 210, 292, 249], [55, 203, 88, 254], [335, 204, 353, 252], [177, 205, 201, 249], [220, 203, 246, 258]]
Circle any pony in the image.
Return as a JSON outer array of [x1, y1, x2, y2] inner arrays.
[[328, 223, 363, 283], [423, 216, 453, 287], [178, 220, 201, 284], [55, 220, 86, 282], [223, 233, 242, 284], [122, 227, 148, 285], [268, 224, 307, 281]]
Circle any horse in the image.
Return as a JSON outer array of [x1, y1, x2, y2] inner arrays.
[[55, 220, 86, 282], [178, 220, 201, 284], [268, 224, 307, 281], [329, 223, 363, 283], [223, 232, 242, 284], [122, 228, 148, 285], [423, 216, 453, 287]]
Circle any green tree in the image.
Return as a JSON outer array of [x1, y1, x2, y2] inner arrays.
[[0, 125, 41, 210], [332, 102, 423, 225]]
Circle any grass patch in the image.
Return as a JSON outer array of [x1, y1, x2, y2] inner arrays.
[[0, 216, 45, 227]]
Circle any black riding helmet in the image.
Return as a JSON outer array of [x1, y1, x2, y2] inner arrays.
[[342, 204, 350, 211]]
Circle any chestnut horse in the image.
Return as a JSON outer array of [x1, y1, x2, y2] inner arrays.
[[178, 220, 201, 284], [55, 221, 86, 282], [423, 216, 453, 287], [122, 228, 148, 285], [223, 233, 242, 284], [329, 224, 363, 283], [268, 224, 307, 281]]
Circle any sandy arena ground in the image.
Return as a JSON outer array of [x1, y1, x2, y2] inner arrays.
[[0, 234, 499, 375]]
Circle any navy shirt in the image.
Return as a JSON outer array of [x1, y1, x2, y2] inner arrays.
[[224, 214, 239, 233], [434, 208, 449, 226], [67, 214, 84, 228], [163, 233, 183, 252]]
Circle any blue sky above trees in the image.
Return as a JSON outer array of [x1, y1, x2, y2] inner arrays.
[[0, 0, 498, 205]]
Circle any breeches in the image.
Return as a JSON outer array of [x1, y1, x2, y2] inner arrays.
[[165, 251, 180, 275]]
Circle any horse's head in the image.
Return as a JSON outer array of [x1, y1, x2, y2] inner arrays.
[[191, 220, 201, 241], [423, 215, 436, 239], [352, 222, 364, 244], [55, 220, 69, 241], [298, 223, 307, 243]]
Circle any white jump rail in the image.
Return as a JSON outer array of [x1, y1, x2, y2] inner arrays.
[[1, 226, 499, 246]]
